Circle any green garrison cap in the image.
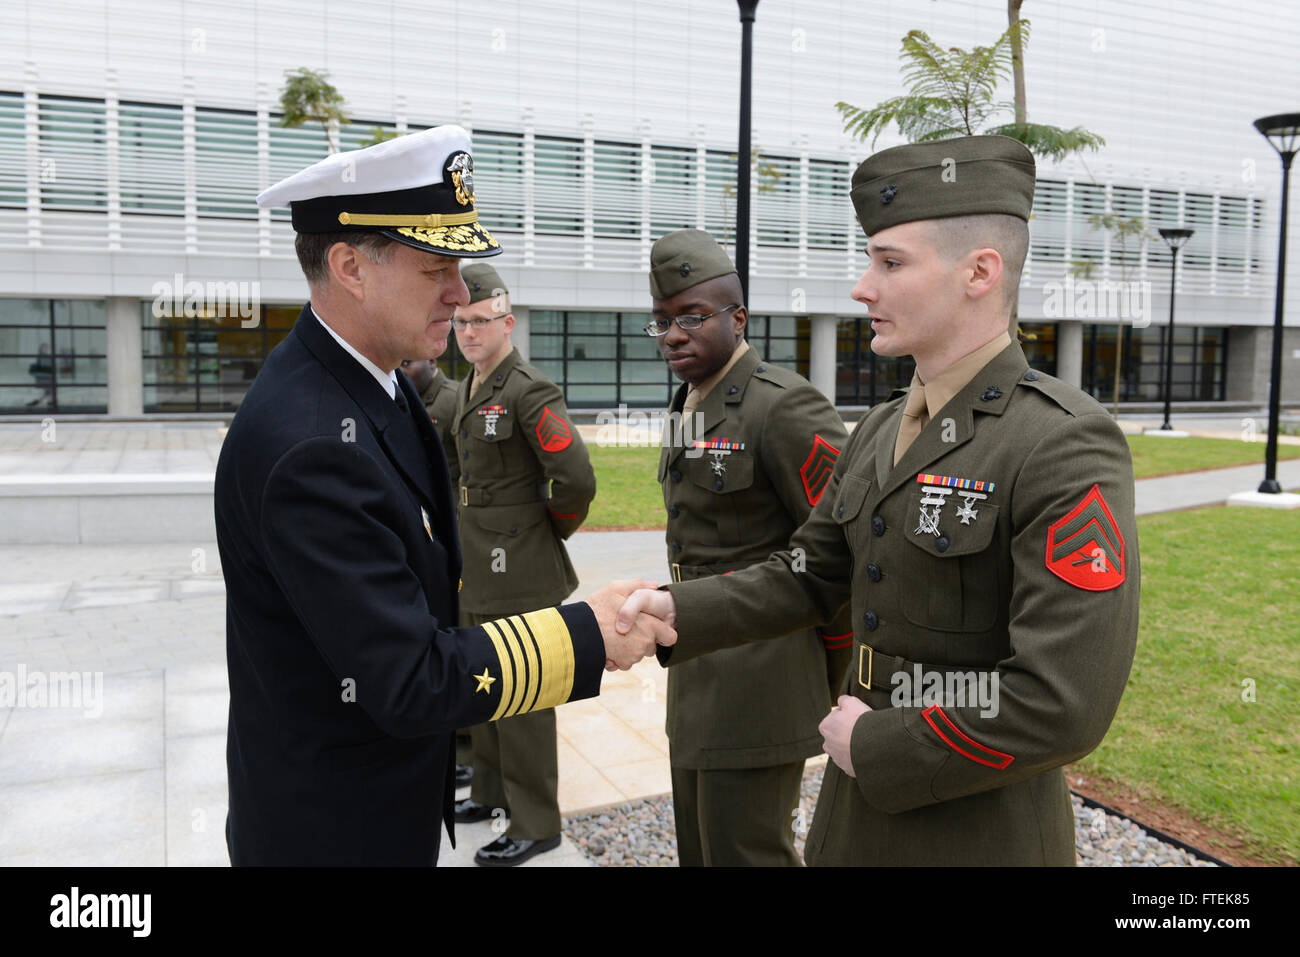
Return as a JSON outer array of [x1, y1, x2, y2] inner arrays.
[[461, 263, 508, 304], [649, 229, 738, 300], [850, 135, 1036, 237]]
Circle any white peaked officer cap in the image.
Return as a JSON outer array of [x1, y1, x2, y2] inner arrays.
[[257, 124, 502, 258]]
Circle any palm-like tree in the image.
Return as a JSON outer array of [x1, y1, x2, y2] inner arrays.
[[835, 22, 1104, 163]]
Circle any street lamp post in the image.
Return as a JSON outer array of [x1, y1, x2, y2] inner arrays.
[[735, 0, 759, 305], [1252, 113, 1300, 494], [1156, 227, 1194, 432]]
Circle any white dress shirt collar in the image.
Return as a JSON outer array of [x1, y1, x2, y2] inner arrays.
[[310, 304, 398, 400]]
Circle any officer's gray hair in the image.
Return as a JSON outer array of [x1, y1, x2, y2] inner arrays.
[[927, 214, 1029, 306], [295, 231, 398, 286]]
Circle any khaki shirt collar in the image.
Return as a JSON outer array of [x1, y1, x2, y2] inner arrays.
[[685, 339, 750, 410], [911, 331, 1012, 421], [470, 345, 514, 398]]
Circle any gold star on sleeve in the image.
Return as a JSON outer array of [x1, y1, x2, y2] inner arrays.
[[474, 668, 496, 694]]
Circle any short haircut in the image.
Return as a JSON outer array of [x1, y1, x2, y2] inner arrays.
[[294, 231, 397, 286], [927, 214, 1029, 304]]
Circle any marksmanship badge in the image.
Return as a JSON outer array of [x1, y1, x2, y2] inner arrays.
[[478, 404, 507, 436], [692, 437, 745, 476], [914, 472, 996, 537]]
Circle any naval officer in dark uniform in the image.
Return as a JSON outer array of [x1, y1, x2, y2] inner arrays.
[[619, 136, 1140, 866], [217, 124, 671, 866]]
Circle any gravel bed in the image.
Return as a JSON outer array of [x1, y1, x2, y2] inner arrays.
[[562, 763, 1217, 867]]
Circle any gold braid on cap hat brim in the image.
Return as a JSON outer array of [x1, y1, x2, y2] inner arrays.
[[395, 223, 500, 252], [337, 210, 480, 227]]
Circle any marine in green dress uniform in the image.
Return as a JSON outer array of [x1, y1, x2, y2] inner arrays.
[[451, 263, 597, 867], [403, 358, 461, 482], [648, 229, 854, 866], [621, 136, 1140, 866]]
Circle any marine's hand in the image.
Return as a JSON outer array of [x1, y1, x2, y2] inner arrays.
[[819, 695, 870, 778], [615, 588, 677, 636], [587, 580, 677, 671]]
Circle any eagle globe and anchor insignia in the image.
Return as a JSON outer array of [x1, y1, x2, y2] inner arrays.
[[447, 152, 476, 207]]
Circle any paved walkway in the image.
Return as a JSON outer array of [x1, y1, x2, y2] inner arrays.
[[1, 417, 1297, 866]]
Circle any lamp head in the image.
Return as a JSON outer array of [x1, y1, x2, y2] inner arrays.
[[1158, 227, 1195, 251], [1253, 112, 1300, 158]]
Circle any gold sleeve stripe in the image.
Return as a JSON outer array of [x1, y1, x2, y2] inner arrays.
[[481, 608, 577, 719], [481, 620, 518, 722], [501, 616, 541, 717], [516, 608, 576, 712]]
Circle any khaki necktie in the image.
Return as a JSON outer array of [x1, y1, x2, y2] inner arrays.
[[682, 387, 702, 418], [893, 383, 929, 466]]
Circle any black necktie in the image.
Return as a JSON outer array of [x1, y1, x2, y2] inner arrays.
[[393, 385, 409, 415]]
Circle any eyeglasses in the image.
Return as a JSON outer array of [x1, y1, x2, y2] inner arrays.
[[452, 314, 509, 331], [643, 304, 740, 337]]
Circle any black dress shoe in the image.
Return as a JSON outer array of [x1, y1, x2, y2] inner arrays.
[[474, 834, 562, 867], [453, 797, 507, 823], [455, 764, 473, 788]]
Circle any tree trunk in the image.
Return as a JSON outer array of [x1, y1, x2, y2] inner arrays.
[[1009, 0, 1027, 125]]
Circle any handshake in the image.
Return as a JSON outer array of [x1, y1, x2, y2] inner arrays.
[[587, 579, 679, 671]]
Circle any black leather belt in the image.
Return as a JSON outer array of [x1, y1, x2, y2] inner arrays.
[[459, 483, 546, 507]]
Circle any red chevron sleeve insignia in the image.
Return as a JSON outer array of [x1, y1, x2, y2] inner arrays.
[[535, 406, 573, 452], [800, 434, 841, 506]]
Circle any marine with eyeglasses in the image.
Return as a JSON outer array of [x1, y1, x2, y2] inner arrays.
[[648, 228, 853, 866], [449, 262, 597, 867]]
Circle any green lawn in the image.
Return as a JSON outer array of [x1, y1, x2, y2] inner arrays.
[[1127, 433, 1300, 480], [586, 446, 664, 529], [1078, 506, 1300, 863], [582, 434, 1299, 528]]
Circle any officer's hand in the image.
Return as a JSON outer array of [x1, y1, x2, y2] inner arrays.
[[587, 580, 677, 671], [819, 695, 871, 778]]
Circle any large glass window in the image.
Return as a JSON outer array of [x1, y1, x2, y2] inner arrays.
[[534, 135, 582, 235], [807, 158, 849, 250], [39, 95, 106, 211], [1082, 324, 1225, 402], [529, 309, 668, 408], [119, 101, 183, 214], [834, 318, 915, 406], [747, 314, 809, 374], [0, 91, 24, 210], [195, 107, 259, 218], [473, 129, 524, 232], [141, 302, 295, 412], [0, 298, 107, 412], [1019, 322, 1058, 376], [593, 139, 640, 239], [648, 144, 694, 239]]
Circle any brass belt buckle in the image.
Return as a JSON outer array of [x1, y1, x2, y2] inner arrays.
[[857, 643, 874, 690], [459, 486, 468, 507], [671, 562, 682, 583]]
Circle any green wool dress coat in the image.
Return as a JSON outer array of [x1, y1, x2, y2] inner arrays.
[[662, 341, 1140, 865], [659, 345, 854, 769]]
